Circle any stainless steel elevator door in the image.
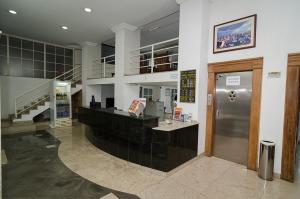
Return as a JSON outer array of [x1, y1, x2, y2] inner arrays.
[[213, 71, 252, 165]]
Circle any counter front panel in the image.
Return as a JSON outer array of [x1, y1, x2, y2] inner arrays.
[[79, 107, 198, 172]]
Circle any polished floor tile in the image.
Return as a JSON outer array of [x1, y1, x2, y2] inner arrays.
[[49, 125, 300, 199], [1, 131, 139, 199], [3, 123, 299, 199]]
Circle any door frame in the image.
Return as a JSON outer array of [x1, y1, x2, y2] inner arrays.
[[205, 57, 263, 170], [281, 53, 300, 182]]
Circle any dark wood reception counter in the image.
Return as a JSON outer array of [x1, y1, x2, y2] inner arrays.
[[78, 107, 198, 172]]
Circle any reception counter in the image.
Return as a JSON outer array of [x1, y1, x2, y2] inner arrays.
[[78, 107, 198, 172]]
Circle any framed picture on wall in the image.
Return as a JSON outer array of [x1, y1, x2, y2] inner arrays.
[[213, 14, 257, 53]]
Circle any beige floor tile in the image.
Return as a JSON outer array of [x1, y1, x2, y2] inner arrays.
[[202, 166, 266, 199], [141, 178, 206, 199], [261, 178, 300, 199], [49, 124, 300, 199], [112, 167, 164, 194]]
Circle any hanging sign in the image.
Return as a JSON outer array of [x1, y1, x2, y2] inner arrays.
[[226, 76, 240, 86]]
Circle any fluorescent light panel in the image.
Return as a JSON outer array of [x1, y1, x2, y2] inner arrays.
[[9, 10, 17, 14], [84, 8, 92, 13]]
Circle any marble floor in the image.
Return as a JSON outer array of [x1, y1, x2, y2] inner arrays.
[[1, 130, 139, 199], [2, 123, 300, 199], [47, 124, 300, 199]]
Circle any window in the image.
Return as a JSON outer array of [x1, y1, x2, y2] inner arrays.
[[0, 35, 8, 75], [143, 88, 153, 100], [0, 34, 74, 79]]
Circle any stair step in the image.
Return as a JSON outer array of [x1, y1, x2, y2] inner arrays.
[[15, 99, 50, 121]]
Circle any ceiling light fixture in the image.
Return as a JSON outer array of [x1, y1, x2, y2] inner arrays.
[[9, 10, 17, 15], [84, 8, 92, 13], [61, 26, 68, 30]]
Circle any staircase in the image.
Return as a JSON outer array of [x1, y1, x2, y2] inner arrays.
[[13, 66, 82, 123]]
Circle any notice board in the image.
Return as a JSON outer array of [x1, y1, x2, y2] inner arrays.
[[180, 70, 196, 103]]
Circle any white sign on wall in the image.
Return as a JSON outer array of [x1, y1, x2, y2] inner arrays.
[[226, 76, 240, 86]]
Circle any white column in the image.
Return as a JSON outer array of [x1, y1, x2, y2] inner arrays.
[[176, 0, 210, 154], [111, 23, 140, 110], [80, 42, 101, 106]]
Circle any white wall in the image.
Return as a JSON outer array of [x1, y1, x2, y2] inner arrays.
[[206, 0, 300, 174], [85, 85, 102, 104], [178, 0, 300, 174], [112, 24, 141, 110], [177, 0, 210, 155], [0, 76, 49, 119], [101, 84, 114, 108], [81, 42, 101, 106], [122, 84, 140, 110]]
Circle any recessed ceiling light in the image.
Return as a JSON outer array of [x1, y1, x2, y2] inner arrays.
[[61, 26, 68, 30], [9, 10, 17, 15], [84, 8, 92, 13]]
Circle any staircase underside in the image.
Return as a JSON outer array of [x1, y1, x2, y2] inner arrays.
[[13, 83, 82, 123], [13, 96, 50, 122]]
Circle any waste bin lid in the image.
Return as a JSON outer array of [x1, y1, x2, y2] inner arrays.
[[261, 140, 275, 146]]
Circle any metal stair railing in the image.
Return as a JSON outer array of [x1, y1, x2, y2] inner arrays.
[[88, 54, 115, 79], [14, 65, 82, 118], [129, 38, 179, 75]]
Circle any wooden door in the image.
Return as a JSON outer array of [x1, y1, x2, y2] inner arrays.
[[281, 53, 300, 182], [205, 57, 263, 170]]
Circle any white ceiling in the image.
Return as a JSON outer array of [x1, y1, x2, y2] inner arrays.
[[103, 11, 179, 47], [140, 11, 179, 46], [0, 0, 179, 46]]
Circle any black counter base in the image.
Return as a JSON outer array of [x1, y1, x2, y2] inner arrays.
[[79, 107, 198, 172]]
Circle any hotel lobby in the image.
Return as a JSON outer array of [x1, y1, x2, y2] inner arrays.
[[1, 0, 300, 198]]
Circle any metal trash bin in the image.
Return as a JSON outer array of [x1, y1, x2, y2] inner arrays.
[[258, 140, 275, 180]]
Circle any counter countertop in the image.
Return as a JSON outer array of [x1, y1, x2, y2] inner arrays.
[[80, 106, 159, 120], [152, 120, 198, 132]]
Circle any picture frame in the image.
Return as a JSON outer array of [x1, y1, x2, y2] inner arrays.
[[213, 14, 257, 54]]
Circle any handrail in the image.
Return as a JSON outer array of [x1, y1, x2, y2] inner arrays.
[[17, 96, 50, 115], [15, 65, 81, 99], [101, 54, 115, 59], [131, 37, 179, 52], [94, 54, 115, 63], [131, 53, 178, 63], [128, 38, 179, 76], [15, 65, 82, 117], [88, 54, 115, 79]]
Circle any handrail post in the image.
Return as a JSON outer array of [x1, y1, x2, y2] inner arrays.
[[151, 45, 154, 73], [103, 57, 106, 78]]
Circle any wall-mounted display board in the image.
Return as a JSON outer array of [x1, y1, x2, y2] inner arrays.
[[180, 70, 196, 103]]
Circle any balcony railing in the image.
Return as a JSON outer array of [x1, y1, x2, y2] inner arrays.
[[128, 38, 178, 76], [88, 54, 115, 79]]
